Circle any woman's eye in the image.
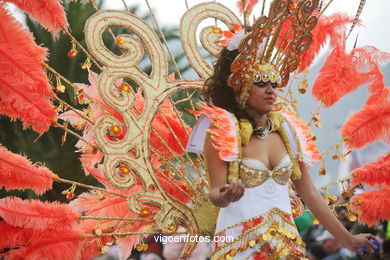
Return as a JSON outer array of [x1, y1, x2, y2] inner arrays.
[[272, 83, 278, 89]]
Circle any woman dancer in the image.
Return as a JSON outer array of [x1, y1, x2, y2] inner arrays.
[[202, 46, 378, 259]]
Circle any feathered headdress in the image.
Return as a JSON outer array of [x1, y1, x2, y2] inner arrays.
[[219, 0, 319, 107]]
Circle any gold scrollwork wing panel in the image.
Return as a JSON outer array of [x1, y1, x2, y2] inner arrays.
[[84, 11, 203, 256], [180, 2, 241, 79]]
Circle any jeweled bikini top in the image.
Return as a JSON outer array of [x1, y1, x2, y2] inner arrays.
[[239, 154, 293, 188]]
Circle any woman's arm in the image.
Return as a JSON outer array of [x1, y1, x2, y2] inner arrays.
[[293, 161, 377, 254], [205, 137, 245, 208]]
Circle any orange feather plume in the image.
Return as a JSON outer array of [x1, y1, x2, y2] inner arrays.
[[0, 197, 78, 231], [341, 100, 390, 149], [4, 0, 68, 36], [350, 151, 390, 187], [0, 3, 56, 134], [351, 188, 390, 226], [0, 144, 56, 195], [311, 46, 370, 107], [299, 13, 354, 72]]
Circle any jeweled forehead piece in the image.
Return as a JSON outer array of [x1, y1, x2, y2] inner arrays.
[[220, 0, 319, 107], [251, 61, 281, 85]]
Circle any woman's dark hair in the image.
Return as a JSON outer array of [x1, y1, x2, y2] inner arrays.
[[203, 48, 254, 124]]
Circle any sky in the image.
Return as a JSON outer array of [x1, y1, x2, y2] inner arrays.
[[104, 0, 390, 53]]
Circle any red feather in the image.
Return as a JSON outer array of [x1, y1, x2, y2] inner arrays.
[[299, 13, 354, 72], [351, 188, 390, 226], [4, 0, 68, 36], [0, 197, 78, 231], [341, 100, 390, 149], [350, 152, 390, 187], [0, 144, 55, 195], [0, 4, 56, 134], [311, 46, 370, 107], [351, 46, 390, 71]]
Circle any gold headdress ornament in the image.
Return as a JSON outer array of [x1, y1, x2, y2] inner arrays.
[[220, 0, 319, 107]]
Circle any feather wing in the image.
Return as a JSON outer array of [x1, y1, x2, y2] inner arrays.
[[191, 104, 239, 161], [278, 110, 322, 164]]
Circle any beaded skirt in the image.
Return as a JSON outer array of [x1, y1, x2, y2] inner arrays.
[[211, 208, 306, 259]]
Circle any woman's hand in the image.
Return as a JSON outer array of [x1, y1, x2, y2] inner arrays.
[[219, 180, 245, 203], [341, 233, 378, 255]]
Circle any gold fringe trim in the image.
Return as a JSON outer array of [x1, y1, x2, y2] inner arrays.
[[212, 208, 304, 260]]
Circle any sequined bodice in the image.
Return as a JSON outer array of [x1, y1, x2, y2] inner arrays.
[[239, 154, 293, 188]]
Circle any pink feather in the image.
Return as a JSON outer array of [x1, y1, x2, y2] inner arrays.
[[79, 145, 103, 176], [4, 0, 68, 36], [58, 110, 90, 130], [0, 144, 55, 195], [0, 197, 79, 231], [351, 46, 390, 71], [0, 4, 56, 134], [351, 188, 390, 226], [350, 152, 390, 187], [341, 100, 390, 149]]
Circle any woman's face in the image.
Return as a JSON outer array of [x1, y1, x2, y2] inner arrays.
[[245, 81, 277, 115]]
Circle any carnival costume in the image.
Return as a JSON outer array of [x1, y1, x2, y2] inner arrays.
[[0, 0, 389, 260], [187, 106, 320, 259]]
